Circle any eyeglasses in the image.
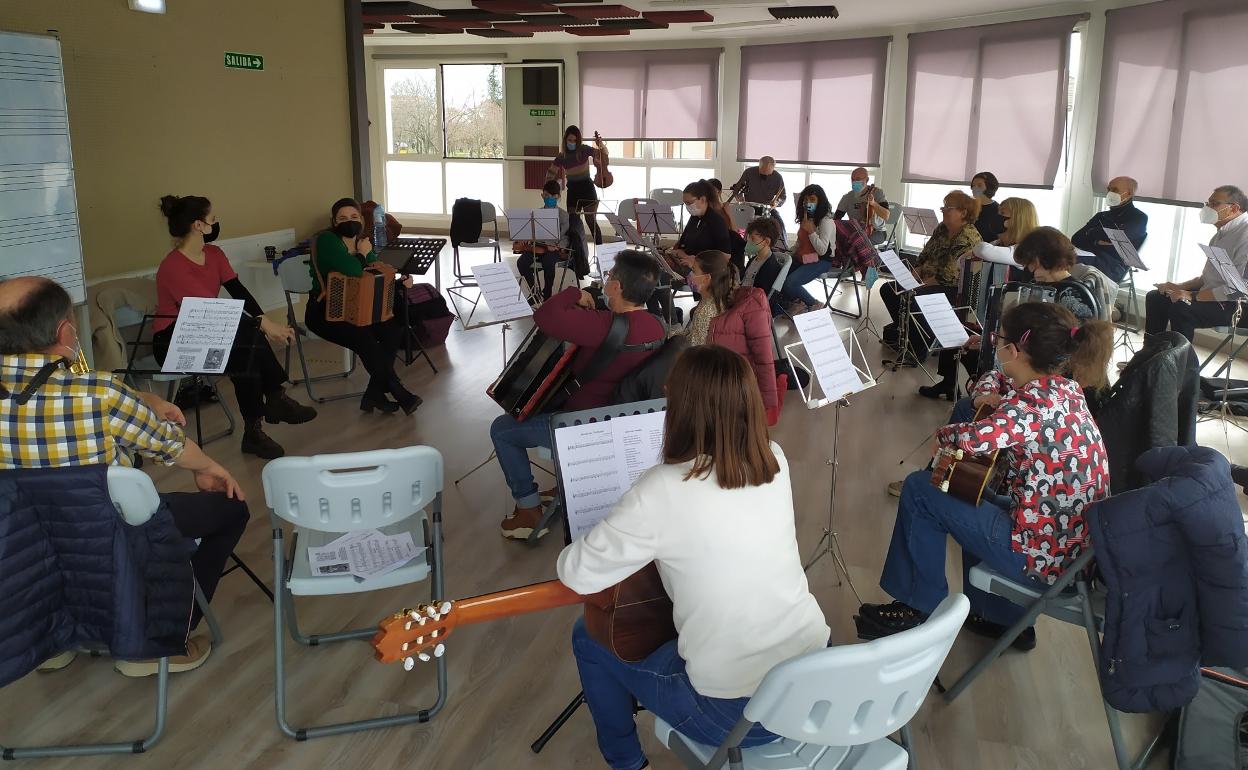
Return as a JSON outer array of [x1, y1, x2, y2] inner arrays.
[[989, 331, 1016, 347], [939, 206, 959, 213]]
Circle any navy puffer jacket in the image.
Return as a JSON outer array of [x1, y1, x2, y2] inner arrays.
[[0, 465, 196, 687], [1090, 446, 1248, 713]]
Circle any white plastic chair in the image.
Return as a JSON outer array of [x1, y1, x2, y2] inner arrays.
[[655, 594, 969, 770], [726, 203, 755, 231], [2, 466, 220, 759], [263, 446, 447, 741], [277, 255, 364, 404], [650, 187, 686, 226], [452, 201, 502, 285], [618, 197, 659, 225]]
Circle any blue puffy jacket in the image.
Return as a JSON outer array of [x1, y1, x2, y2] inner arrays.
[[1090, 446, 1248, 713], [0, 465, 196, 687]]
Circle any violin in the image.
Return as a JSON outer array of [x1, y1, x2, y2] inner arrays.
[[592, 131, 614, 190]]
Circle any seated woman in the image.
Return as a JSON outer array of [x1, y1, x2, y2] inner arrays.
[[515, 180, 571, 301], [684, 250, 780, 421], [152, 194, 315, 460], [1014, 227, 1100, 321], [558, 345, 830, 770], [650, 180, 734, 320], [860, 302, 1112, 649], [780, 184, 836, 315], [306, 198, 421, 416], [741, 216, 791, 303], [880, 190, 982, 356]]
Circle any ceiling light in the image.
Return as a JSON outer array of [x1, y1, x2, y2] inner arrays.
[[127, 0, 166, 13]]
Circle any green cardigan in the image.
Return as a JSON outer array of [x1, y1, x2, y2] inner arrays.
[[309, 231, 379, 296]]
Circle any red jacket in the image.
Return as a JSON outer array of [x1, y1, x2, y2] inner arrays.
[[708, 287, 780, 419]]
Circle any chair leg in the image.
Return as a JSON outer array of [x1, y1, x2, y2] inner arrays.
[[195, 579, 224, 646], [222, 552, 274, 601], [1076, 578, 1135, 770], [899, 722, 919, 770]]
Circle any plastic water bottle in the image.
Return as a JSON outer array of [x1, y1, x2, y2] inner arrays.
[[373, 201, 388, 249]]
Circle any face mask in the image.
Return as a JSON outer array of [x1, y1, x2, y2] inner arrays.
[[566, 141, 577, 152], [971, 186, 986, 198], [851, 180, 865, 193], [334, 220, 363, 238], [202, 221, 220, 243], [1199, 205, 1224, 226], [1105, 192, 1123, 208], [686, 202, 705, 218], [805, 202, 817, 214], [690, 273, 709, 293], [744, 240, 761, 257], [542, 196, 558, 208]]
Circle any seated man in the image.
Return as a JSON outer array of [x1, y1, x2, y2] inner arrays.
[[492, 251, 663, 540], [732, 156, 788, 245], [1072, 175, 1148, 283], [1146, 185, 1248, 342], [515, 180, 572, 301], [0, 277, 249, 676], [834, 166, 890, 245]]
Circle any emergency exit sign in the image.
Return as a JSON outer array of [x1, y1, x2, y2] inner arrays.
[[224, 52, 264, 71], [529, 108, 556, 117]]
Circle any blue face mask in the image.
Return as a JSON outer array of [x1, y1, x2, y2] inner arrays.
[[566, 141, 577, 152], [542, 196, 558, 208], [806, 202, 817, 214], [851, 180, 865, 193]]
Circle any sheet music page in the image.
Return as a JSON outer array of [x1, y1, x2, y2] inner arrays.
[[556, 409, 666, 540], [791, 309, 868, 400], [161, 298, 245, 374], [505, 208, 562, 242], [1200, 244, 1248, 296], [1102, 227, 1147, 271], [913, 293, 969, 349], [877, 249, 921, 291], [471, 262, 534, 321], [594, 241, 630, 277]]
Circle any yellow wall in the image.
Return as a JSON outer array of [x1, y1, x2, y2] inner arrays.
[[4, 0, 355, 278]]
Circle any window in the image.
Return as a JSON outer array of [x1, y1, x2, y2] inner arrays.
[[578, 49, 721, 141], [384, 68, 439, 156], [596, 141, 717, 211], [442, 64, 504, 159], [773, 166, 859, 234]]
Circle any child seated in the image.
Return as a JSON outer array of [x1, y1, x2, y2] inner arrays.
[[516, 180, 572, 300]]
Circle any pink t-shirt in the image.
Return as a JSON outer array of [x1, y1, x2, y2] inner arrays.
[[153, 245, 237, 332]]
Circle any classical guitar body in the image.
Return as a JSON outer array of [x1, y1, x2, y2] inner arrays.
[[584, 563, 676, 663], [930, 404, 1009, 506]]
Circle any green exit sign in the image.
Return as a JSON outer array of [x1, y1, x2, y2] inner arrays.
[[529, 108, 556, 117], [224, 52, 264, 71]]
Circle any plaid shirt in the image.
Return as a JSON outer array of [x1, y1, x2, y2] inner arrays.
[[0, 354, 185, 469]]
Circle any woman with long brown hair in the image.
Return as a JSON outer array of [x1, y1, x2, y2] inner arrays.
[[557, 345, 829, 770]]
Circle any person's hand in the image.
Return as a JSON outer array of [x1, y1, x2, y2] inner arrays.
[[1155, 282, 1179, 293], [401, 274, 414, 289], [800, 218, 815, 234], [678, 252, 697, 269], [193, 461, 245, 501], [259, 317, 295, 345], [139, 391, 186, 426], [577, 290, 596, 309], [358, 237, 374, 255], [965, 334, 982, 351], [1096, 239, 1111, 246], [973, 393, 1003, 410]]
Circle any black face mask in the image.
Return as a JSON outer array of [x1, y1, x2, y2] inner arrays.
[[333, 221, 363, 238], [203, 221, 221, 243]]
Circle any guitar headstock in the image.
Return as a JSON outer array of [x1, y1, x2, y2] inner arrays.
[[372, 601, 456, 669]]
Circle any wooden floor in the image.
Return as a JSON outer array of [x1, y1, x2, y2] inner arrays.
[[5, 259, 1246, 770]]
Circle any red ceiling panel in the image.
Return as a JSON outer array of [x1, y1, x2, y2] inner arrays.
[[561, 4, 638, 18], [493, 21, 564, 32], [468, 27, 534, 37], [566, 26, 631, 35], [361, 14, 419, 22], [392, 23, 466, 33], [642, 10, 714, 22], [472, 0, 558, 10]]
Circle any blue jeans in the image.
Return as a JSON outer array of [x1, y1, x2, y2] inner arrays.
[[950, 396, 976, 424], [880, 471, 1039, 626], [781, 260, 829, 307], [572, 619, 778, 770], [489, 412, 552, 508]]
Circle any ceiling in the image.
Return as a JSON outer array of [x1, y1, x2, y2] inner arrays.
[[361, 0, 1094, 45]]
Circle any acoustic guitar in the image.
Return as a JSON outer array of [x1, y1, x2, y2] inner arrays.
[[592, 131, 614, 190], [930, 403, 1009, 506], [373, 563, 676, 669]]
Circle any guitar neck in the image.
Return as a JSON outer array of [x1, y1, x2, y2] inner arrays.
[[448, 580, 586, 629]]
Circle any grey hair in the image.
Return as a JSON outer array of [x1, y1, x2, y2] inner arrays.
[[759, 155, 775, 166], [1214, 185, 1248, 212]]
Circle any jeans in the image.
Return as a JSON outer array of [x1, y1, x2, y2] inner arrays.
[[518, 249, 562, 300], [489, 412, 552, 507], [949, 396, 976, 424], [880, 471, 1038, 626], [781, 259, 829, 307], [572, 619, 778, 770], [160, 491, 250, 629]]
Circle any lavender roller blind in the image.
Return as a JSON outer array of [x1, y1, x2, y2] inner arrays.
[[903, 15, 1082, 188], [737, 37, 890, 166], [1093, 0, 1248, 205], [578, 49, 721, 141]]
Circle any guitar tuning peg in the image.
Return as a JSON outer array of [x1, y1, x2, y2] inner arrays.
[[430, 630, 439, 638], [434, 643, 445, 658], [417, 617, 427, 627], [401, 643, 409, 651], [425, 606, 438, 619], [418, 652, 431, 662], [404, 621, 412, 631], [439, 601, 452, 614], [403, 657, 415, 671], [408, 610, 421, 620], [415, 636, 424, 646]]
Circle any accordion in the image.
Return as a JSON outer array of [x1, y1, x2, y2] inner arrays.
[[487, 326, 579, 422], [325, 265, 396, 327]]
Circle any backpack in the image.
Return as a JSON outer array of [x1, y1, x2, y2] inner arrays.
[[575, 312, 676, 404]]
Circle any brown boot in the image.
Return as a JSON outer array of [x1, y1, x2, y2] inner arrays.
[[241, 420, 284, 459], [500, 504, 548, 540], [263, 388, 317, 424]]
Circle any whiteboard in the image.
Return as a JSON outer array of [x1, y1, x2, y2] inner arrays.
[[0, 32, 87, 303]]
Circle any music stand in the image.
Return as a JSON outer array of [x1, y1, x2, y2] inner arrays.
[[507, 208, 568, 301], [635, 204, 680, 250], [602, 212, 649, 248], [782, 317, 875, 597], [1100, 227, 1149, 350], [1196, 245, 1248, 440], [380, 237, 446, 371], [900, 206, 940, 240]]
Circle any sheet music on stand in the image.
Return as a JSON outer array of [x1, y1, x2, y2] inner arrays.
[[786, 310, 875, 409], [552, 400, 668, 541], [1103, 227, 1148, 271], [901, 206, 940, 238], [912, 292, 971, 349], [377, 236, 445, 276], [635, 205, 681, 237], [603, 212, 648, 247], [877, 249, 921, 291], [1200, 244, 1248, 298], [593, 241, 630, 279], [471, 262, 534, 322], [506, 208, 562, 243], [161, 298, 245, 374]]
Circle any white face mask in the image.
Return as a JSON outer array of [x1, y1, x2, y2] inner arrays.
[[1105, 191, 1123, 208], [1199, 205, 1224, 226], [686, 202, 705, 218]]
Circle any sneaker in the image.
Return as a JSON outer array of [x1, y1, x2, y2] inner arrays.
[[115, 636, 211, 677], [887, 479, 905, 497], [241, 420, 285, 460], [810, 302, 827, 312], [787, 301, 810, 316], [853, 601, 926, 640], [37, 650, 77, 672], [500, 505, 549, 540], [263, 388, 317, 424], [963, 613, 1038, 652], [539, 487, 558, 504]]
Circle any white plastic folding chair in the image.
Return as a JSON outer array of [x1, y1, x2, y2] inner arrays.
[[618, 197, 660, 227], [452, 201, 502, 286], [264, 446, 447, 741], [650, 187, 686, 226], [656, 594, 969, 770], [1, 466, 220, 760], [277, 256, 365, 404], [880, 205, 904, 252], [726, 203, 756, 231]]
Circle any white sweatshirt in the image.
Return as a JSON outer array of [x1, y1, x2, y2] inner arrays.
[[557, 443, 830, 698]]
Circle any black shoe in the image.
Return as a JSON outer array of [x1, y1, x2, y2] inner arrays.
[[360, 392, 400, 414], [263, 388, 317, 424], [853, 601, 926, 640], [397, 393, 423, 416], [241, 420, 285, 460], [1231, 464, 1248, 495], [963, 613, 1037, 652], [918, 380, 956, 401]]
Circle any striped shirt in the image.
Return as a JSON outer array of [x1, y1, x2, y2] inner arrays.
[[0, 354, 186, 469], [546, 146, 595, 184]]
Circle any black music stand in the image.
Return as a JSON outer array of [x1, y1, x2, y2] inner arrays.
[[530, 398, 668, 754], [382, 236, 446, 372]]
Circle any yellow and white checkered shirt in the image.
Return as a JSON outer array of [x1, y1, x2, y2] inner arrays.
[[0, 354, 186, 469]]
